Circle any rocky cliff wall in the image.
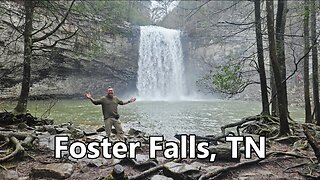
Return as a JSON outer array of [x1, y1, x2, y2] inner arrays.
[[160, 1, 258, 96], [0, 25, 140, 99]]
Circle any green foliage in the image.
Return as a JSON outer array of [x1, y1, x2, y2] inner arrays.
[[213, 64, 242, 92], [208, 64, 246, 95]]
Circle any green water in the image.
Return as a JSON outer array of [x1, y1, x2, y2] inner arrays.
[[0, 99, 304, 137]]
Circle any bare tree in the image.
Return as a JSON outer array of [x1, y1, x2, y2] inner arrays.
[[310, 0, 320, 125], [13, 0, 35, 114], [254, 0, 269, 116], [266, 0, 290, 136], [3, 0, 78, 114], [303, 0, 312, 123], [151, 0, 177, 22], [270, 68, 279, 116], [275, 0, 288, 118]]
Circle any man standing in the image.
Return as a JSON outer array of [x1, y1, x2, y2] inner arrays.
[[85, 87, 136, 141]]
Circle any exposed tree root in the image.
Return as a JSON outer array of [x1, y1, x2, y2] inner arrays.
[[221, 115, 260, 135], [127, 158, 181, 180], [295, 162, 320, 179], [0, 131, 36, 140], [297, 171, 319, 179], [302, 124, 320, 162], [270, 151, 309, 159], [0, 111, 53, 126], [221, 114, 304, 138], [0, 164, 7, 170], [198, 151, 308, 180], [21, 135, 37, 149], [0, 131, 37, 162], [284, 162, 308, 173], [0, 136, 10, 148], [128, 164, 164, 180], [0, 136, 25, 162]]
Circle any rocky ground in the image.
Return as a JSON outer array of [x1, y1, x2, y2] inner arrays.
[[0, 113, 319, 180]]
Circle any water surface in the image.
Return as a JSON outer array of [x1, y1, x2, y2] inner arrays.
[[0, 99, 304, 137]]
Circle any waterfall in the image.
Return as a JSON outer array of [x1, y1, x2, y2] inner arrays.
[[137, 26, 186, 101]]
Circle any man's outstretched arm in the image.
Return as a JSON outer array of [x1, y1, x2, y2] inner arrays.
[[118, 97, 136, 105], [85, 92, 102, 105]]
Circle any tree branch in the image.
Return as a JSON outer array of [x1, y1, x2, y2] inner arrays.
[[32, 29, 79, 51], [218, 21, 255, 26], [282, 31, 320, 84], [32, 21, 53, 36], [32, 0, 75, 43], [1, 20, 23, 34]]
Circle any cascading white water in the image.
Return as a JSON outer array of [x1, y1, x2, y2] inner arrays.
[[137, 26, 186, 101]]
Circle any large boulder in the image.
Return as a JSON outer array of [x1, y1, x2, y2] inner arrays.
[[68, 156, 109, 167], [30, 163, 75, 179], [163, 161, 201, 180]]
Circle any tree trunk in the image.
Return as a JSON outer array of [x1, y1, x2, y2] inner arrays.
[[310, 0, 320, 125], [271, 68, 279, 116], [266, 0, 290, 135], [304, 0, 312, 123], [14, 1, 34, 114], [275, 0, 288, 117], [254, 0, 270, 116]]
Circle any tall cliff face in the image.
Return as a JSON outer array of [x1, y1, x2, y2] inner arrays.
[[156, 1, 257, 95], [158, 1, 307, 101], [0, 26, 140, 99], [0, 0, 155, 100]]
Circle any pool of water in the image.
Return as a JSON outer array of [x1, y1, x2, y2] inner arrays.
[[0, 99, 304, 137]]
